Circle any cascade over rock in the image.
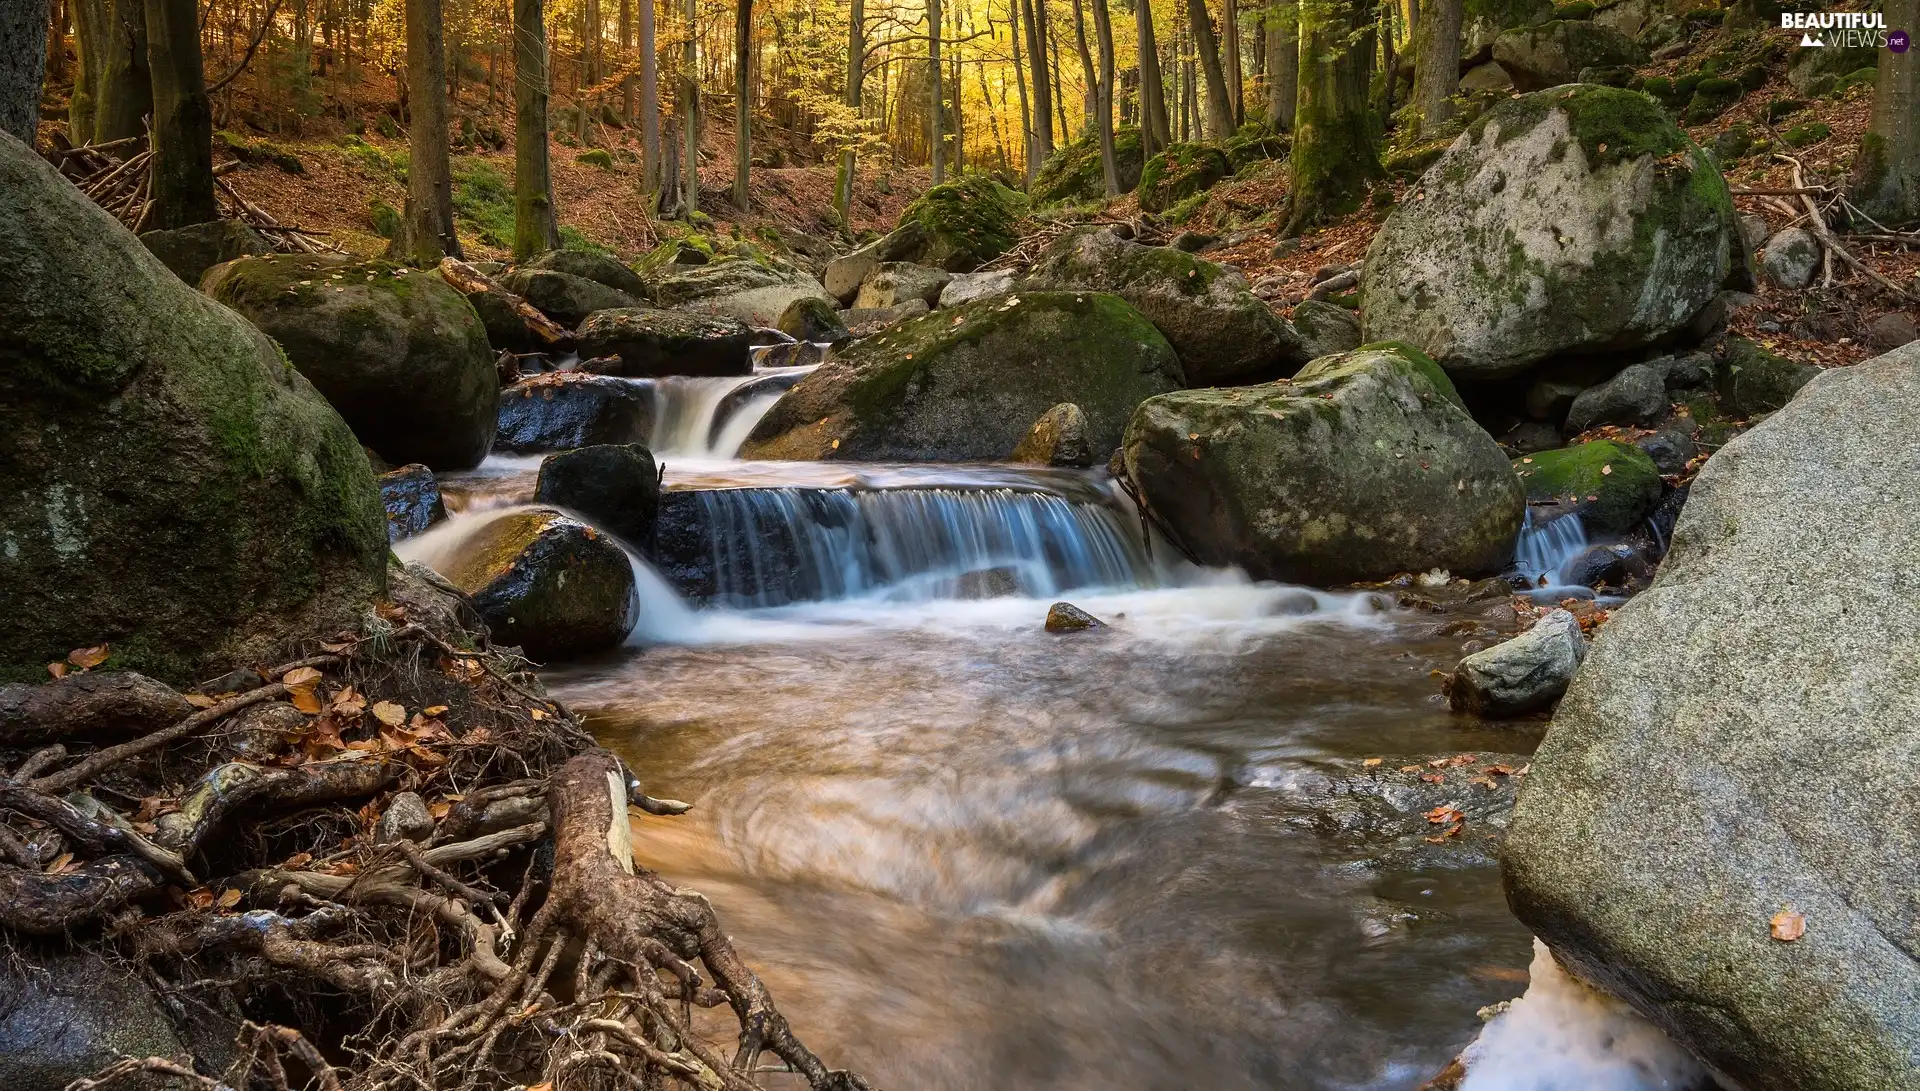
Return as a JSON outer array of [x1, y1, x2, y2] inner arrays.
[[1503, 343, 1920, 1091], [0, 131, 387, 684], [439, 508, 638, 659], [1123, 343, 1524, 584], [741, 291, 1183, 461], [1360, 86, 1737, 380]]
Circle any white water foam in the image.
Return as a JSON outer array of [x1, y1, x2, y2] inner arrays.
[[1459, 940, 1710, 1091]]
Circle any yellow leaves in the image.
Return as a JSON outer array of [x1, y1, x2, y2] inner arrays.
[[1601, 463, 1614, 476], [44, 852, 76, 874], [423, 705, 449, 717], [184, 693, 219, 709], [216, 888, 243, 909], [1362, 757, 1383, 768], [68, 644, 110, 669], [332, 686, 367, 717], [1771, 910, 1806, 942], [283, 666, 324, 714], [528, 708, 547, 721], [371, 700, 407, 727]]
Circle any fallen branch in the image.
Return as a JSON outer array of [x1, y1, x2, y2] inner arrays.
[[1774, 154, 1920, 303], [438, 257, 576, 348]]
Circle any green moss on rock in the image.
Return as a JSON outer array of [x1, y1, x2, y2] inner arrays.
[[1031, 126, 1148, 203], [1137, 143, 1233, 213], [1513, 439, 1662, 532], [898, 175, 1026, 272]]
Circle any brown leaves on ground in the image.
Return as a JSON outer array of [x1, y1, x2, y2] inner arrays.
[[1771, 910, 1807, 942], [48, 643, 111, 679]]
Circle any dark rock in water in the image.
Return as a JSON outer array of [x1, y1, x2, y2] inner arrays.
[[1512, 440, 1662, 534], [1717, 337, 1820, 417], [1449, 608, 1585, 718], [534, 444, 660, 545], [1045, 602, 1106, 632], [440, 508, 637, 659], [777, 295, 850, 343], [1268, 590, 1319, 616], [496, 373, 652, 453], [647, 489, 855, 605], [575, 307, 755, 377], [0, 134, 386, 683], [1290, 299, 1363, 360], [138, 218, 269, 286], [1560, 543, 1633, 588], [202, 254, 499, 470], [523, 248, 648, 298], [499, 266, 642, 326], [1563, 363, 1667, 432], [1272, 753, 1531, 862], [957, 566, 1021, 599], [1009, 403, 1095, 467], [0, 950, 188, 1091], [379, 463, 447, 542]]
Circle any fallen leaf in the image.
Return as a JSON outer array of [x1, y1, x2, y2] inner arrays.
[[290, 689, 323, 714], [68, 644, 110, 670], [45, 853, 75, 874], [188, 887, 216, 909], [1601, 464, 1614, 476], [46, 662, 68, 680], [1399, 765, 1422, 773], [283, 852, 314, 868], [529, 708, 547, 721], [423, 705, 449, 716], [1771, 910, 1806, 941], [1424, 805, 1466, 824], [283, 666, 323, 687], [371, 700, 407, 727], [216, 888, 243, 909], [1362, 757, 1384, 767], [184, 693, 218, 709]]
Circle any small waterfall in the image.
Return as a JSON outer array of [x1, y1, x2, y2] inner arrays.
[[645, 365, 817, 459], [1513, 508, 1588, 588], [653, 485, 1156, 608]]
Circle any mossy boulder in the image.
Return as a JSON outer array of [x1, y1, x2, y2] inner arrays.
[[1464, 0, 1556, 59], [498, 266, 642, 326], [1123, 343, 1523, 584], [741, 291, 1183, 461], [138, 218, 270, 287], [1786, 42, 1880, 95], [204, 254, 500, 469], [1718, 336, 1820, 417], [438, 507, 637, 660], [1024, 226, 1308, 385], [1222, 126, 1291, 171], [776, 295, 850, 343], [575, 307, 756, 377], [1291, 299, 1364, 359], [821, 221, 930, 304], [495, 373, 653, 453], [0, 132, 387, 684], [1031, 126, 1148, 203], [523, 248, 649, 298], [1136, 143, 1232, 213], [533, 444, 660, 545], [1491, 20, 1648, 91], [646, 257, 834, 327], [1361, 86, 1738, 380], [1512, 439, 1662, 533], [895, 175, 1025, 272]]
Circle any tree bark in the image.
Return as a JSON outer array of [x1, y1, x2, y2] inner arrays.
[[1071, 0, 1098, 124], [1135, 0, 1168, 155], [1223, 0, 1242, 124], [143, 0, 217, 229], [68, 0, 104, 139], [680, 0, 697, 215], [513, 0, 560, 259], [1090, 0, 1119, 193], [1012, 0, 1035, 181], [390, 0, 461, 262], [47, 0, 69, 85], [734, 0, 751, 206], [835, 0, 862, 230], [1263, 0, 1294, 130], [929, 0, 944, 181], [1022, 0, 1053, 165], [1048, 18, 1069, 145], [0, 0, 50, 145], [638, 0, 659, 194], [1184, 0, 1232, 139], [1847, 0, 1919, 227], [93, 0, 148, 143], [1286, 0, 1381, 233], [1410, 0, 1461, 138]]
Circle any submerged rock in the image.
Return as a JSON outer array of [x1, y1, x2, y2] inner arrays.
[[1503, 343, 1920, 1091], [1361, 86, 1737, 380], [379, 463, 448, 542], [1010, 403, 1096, 467], [534, 444, 660, 545], [647, 258, 834, 327], [1045, 602, 1106, 632], [498, 266, 642, 326], [0, 133, 386, 683], [575, 307, 755, 377], [1512, 440, 1662, 534], [1123, 343, 1524, 585], [495, 373, 652, 453], [1024, 226, 1309, 385], [742, 292, 1183, 461], [439, 508, 637, 660], [1449, 608, 1586, 717], [203, 253, 500, 469]]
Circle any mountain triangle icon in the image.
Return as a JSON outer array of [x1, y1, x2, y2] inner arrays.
[[1800, 32, 1825, 45]]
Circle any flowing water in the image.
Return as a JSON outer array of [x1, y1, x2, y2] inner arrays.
[[417, 384, 1562, 1090]]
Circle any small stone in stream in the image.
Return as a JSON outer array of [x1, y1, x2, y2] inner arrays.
[[441, 508, 638, 659], [1045, 602, 1106, 632], [533, 444, 661, 545], [380, 463, 448, 543], [1009, 402, 1095, 467], [1269, 590, 1318, 616], [1449, 608, 1586, 718], [957, 567, 1021, 599], [376, 791, 437, 843]]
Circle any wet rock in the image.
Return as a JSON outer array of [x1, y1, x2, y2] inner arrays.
[[375, 790, 436, 843], [1500, 421, 1562, 454], [533, 443, 660, 545], [379, 463, 448, 543], [498, 266, 643, 326], [1009, 402, 1095, 467], [648, 257, 835, 327], [203, 254, 499, 470], [1025, 226, 1309, 385], [1449, 608, 1585, 717], [1512, 440, 1662, 534], [776, 295, 850, 343], [495, 373, 652, 453], [1717, 336, 1820, 417], [1491, 20, 1647, 90], [1361, 86, 1735, 380], [1563, 363, 1668, 432], [957, 566, 1020, 599], [0, 950, 188, 1091], [1125, 343, 1524, 584], [1559, 542, 1636, 588], [523, 248, 648, 298], [843, 298, 930, 336], [1759, 227, 1820, 289], [463, 280, 546, 353], [743, 292, 1182, 461], [1268, 590, 1319, 615], [574, 307, 756, 377], [938, 268, 1019, 307], [138, 217, 269, 286], [853, 261, 953, 309], [1045, 602, 1106, 632], [1503, 342, 1920, 1091], [1290, 299, 1364, 360], [1635, 422, 1698, 476], [712, 371, 809, 441], [1868, 311, 1917, 352], [1265, 753, 1530, 861], [1, 137, 386, 683], [440, 507, 638, 659], [757, 341, 831, 367]]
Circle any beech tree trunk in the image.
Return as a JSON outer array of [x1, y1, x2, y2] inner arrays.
[[1012, 0, 1035, 180], [835, 0, 862, 229], [1022, 0, 1053, 165], [929, 0, 944, 181], [68, 0, 104, 140], [1223, 0, 1243, 124], [1264, 0, 1294, 129], [733, 0, 751, 207], [1185, 0, 1233, 139], [681, 0, 697, 215], [92, 0, 148, 143], [638, 0, 659, 194], [0, 0, 49, 144], [1287, 0, 1382, 233], [1071, 0, 1098, 124], [143, 0, 216, 229], [513, 0, 560, 259], [1135, 0, 1168, 155], [1848, 0, 1919, 226], [1090, 0, 1119, 194], [390, 0, 461, 262]]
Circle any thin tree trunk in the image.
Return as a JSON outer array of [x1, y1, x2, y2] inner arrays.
[[1286, 0, 1381, 233], [1184, 0, 1232, 139], [1048, 20, 1068, 145], [929, 0, 943, 181], [69, 0, 103, 137], [1012, 0, 1034, 180], [733, 0, 750, 206], [93, 0, 148, 143], [513, 0, 560, 259], [1411, 0, 1460, 137], [1847, 0, 1919, 226], [47, 0, 69, 85], [1090, 0, 1118, 194], [681, 0, 697, 215], [1071, 0, 1097, 124], [1264, 0, 1294, 130], [1, 0, 51, 144], [1022, 0, 1053, 164], [638, 0, 659, 193], [1223, 0, 1242, 124], [143, 0, 216, 229], [835, 0, 861, 230], [391, 0, 461, 262], [1135, 0, 1167, 155]]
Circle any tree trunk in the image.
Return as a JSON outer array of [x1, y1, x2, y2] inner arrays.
[[1223, 0, 1242, 124], [390, 0, 461, 263], [92, 0, 147, 143], [47, 0, 69, 86], [69, 0, 103, 137], [733, 0, 750, 206], [513, 0, 560, 259], [1135, 0, 1168, 155], [1022, 0, 1052, 165], [835, 0, 861, 230], [1264, 0, 1294, 130], [1071, 0, 1097, 124], [1048, 20, 1069, 145], [1090, 0, 1119, 194], [1185, 0, 1232, 139], [680, 0, 697, 215], [0, 0, 50, 144], [928, 0, 943, 181], [1286, 0, 1381, 233], [638, 0, 659, 194], [1410, 0, 1460, 137], [143, 0, 216, 229], [1012, 0, 1035, 181], [1847, 0, 1919, 226]]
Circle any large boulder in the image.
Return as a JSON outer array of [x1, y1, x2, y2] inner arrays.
[[1513, 439, 1662, 533], [1123, 343, 1525, 584], [439, 507, 638, 660], [498, 266, 641, 326], [1491, 19, 1648, 91], [1361, 86, 1737, 380], [138, 218, 269, 286], [533, 444, 660, 545], [853, 261, 952, 309], [822, 221, 931, 305], [574, 307, 756, 377], [0, 132, 387, 684], [1463, 0, 1555, 60], [495, 373, 653, 454], [646, 257, 834, 327], [204, 254, 500, 469], [892, 175, 1025, 272], [0, 951, 190, 1091], [1136, 143, 1232, 213], [522, 248, 649, 298], [741, 292, 1183, 461], [1024, 227, 1309, 385], [1031, 126, 1148, 204], [1502, 343, 1920, 1091]]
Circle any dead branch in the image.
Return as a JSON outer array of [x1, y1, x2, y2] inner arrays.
[[1774, 154, 1920, 304], [0, 855, 165, 934], [439, 258, 576, 348], [0, 671, 193, 747]]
